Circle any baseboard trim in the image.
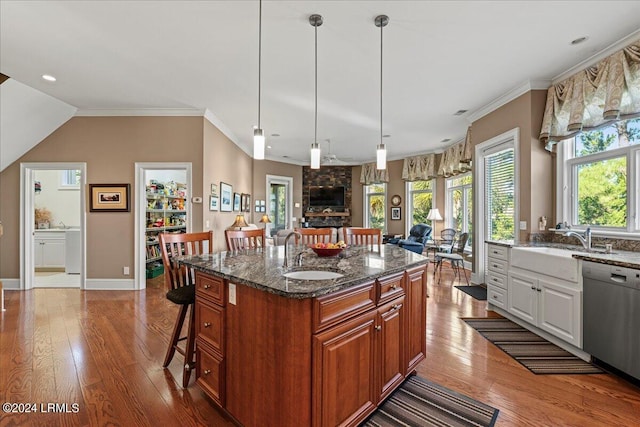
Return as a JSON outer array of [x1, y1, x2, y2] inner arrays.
[[85, 279, 137, 290], [0, 278, 21, 290]]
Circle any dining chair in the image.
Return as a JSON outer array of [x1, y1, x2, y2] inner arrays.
[[343, 227, 382, 251], [295, 227, 333, 245], [225, 228, 266, 251], [159, 230, 213, 388], [434, 232, 469, 285], [438, 228, 457, 253]]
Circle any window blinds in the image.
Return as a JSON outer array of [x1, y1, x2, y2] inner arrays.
[[484, 148, 515, 241]]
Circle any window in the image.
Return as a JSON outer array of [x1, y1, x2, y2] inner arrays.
[[446, 173, 472, 246], [559, 118, 640, 232], [406, 180, 433, 229], [364, 183, 386, 230], [485, 148, 515, 241], [59, 169, 80, 189]]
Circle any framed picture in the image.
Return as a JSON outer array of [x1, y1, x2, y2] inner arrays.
[[391, 207, 401, 220], [210, 183, 218, 196], [89, 184, 130, 212], [220, 182, 232, 212], [241, 193, 251, 213], [255, 199, 261, 212], [209, 195, 219, 211], [233, 192, 241, 211]]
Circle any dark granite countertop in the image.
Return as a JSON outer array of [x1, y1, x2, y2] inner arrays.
[[486, 240, 640, 269], [177, 244, 429, 299]]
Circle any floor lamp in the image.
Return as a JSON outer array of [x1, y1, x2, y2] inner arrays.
[[427, 208, 443, 237]]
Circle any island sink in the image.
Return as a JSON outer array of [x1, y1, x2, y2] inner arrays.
[[283, 270, 344, 280]]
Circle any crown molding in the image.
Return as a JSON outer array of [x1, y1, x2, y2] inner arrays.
[[75, 108, 205, 116], [552, 30, 640, 84], [467, 79, 550, 123]]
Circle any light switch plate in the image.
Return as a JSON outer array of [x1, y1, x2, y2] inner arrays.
[[519, 221, 527, 230], [229, 283, 237, 305]]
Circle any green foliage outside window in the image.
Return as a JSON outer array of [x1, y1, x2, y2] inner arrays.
[[366, 184, 386, 230]]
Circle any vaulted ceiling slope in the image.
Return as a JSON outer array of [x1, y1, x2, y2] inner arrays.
[[1, 1, 639, 171]]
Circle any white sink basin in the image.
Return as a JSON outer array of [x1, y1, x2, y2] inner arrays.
[[283, 270, 344, 281], [510, 247, 579, 282]]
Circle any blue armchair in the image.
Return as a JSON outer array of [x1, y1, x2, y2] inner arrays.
[[390, 224, 432, 254]]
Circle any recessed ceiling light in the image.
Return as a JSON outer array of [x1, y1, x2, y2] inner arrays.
[[267, 145, 272, 149], [453, 110, 467, 116], [570, 36, 588, 45], [42, 74, 56, 82], [441, 138, 451, 143], [383, 134, 391, 138], [271, 133, 280, 137], [282, 155, 289, 158]]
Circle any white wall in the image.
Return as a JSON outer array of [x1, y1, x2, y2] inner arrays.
[[34, 169, 81, 227]]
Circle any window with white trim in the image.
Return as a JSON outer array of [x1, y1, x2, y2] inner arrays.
[[485, 147, 515, 241], [558, 118, 640, 233], [406, 180, 433, 230], [446, 173, 472, 246], [364, 183, 386, 230], [59, 170, 80, 189]]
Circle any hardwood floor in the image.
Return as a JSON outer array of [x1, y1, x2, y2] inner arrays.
[[1, 266, 639, 426]]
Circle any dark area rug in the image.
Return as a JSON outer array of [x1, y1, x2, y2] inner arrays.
[[361, 375, 499, 427], [455, 285, 487, 300], [462, 318, 604, 375]]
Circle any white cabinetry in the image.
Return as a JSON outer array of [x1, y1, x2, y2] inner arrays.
[[508, 268, 582, 347], [486, 244, 509, 309], [34, 231, 65, 269]]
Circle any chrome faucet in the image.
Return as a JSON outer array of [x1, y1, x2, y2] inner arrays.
[[283, 231, 302, 268], [564, 226, 592, 251], [59, 221, 66, 229]]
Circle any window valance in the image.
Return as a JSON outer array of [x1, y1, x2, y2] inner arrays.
[[360, 163, 389, 185], [401, 154, 436, 181], [540, 40, 640, 151], [437, 127, 472, 177]]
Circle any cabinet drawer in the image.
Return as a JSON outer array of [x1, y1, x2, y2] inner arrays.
[[196, 300, 224, 354], [487, 244, 509, 261], [196, 343, 225, 406], [313, 281, 376, 333], [487, 258, 508, 275], [486, 272, 507, 290], [377, 272, 405, 304], [487, 285, 507, 309], [196, 272, 225, 305]]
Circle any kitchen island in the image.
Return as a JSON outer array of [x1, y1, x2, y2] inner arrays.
[[179, 244, 428, 427]]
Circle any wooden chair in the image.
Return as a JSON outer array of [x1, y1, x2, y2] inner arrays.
[[225, 228, 265, 251], [434, 232, 469, 285], [343, 227, 382, 251], [294, 228, 333, 245], [159, 230, 213, 388]]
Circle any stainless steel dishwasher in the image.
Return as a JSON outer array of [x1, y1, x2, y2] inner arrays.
[[583, 261, 640, 381]]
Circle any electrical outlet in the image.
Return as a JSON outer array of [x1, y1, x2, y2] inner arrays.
[[205, 220, 210, 228], [229, 283, 237, 305], [123, 266, 130, 275]]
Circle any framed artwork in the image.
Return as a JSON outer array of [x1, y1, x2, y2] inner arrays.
[[89, 184, 130, 212], [260, 200, 266, 213], [233, 192, 241, 211], [255, 199, 261, 212], [209, 195, 219, 211], [210, 183, 218, 196], [391, 207, 401, 220], [220, 182, 233, 212], [241, 193, 251, 213]]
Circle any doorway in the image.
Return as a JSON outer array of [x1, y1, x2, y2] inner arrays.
[[135, 162, 192, 290], [265, 175, 293, 237], [21, 162, 86, 290]]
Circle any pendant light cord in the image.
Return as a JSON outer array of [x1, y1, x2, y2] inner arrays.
[[314, 20, 318, 144], [380, 20, 383, 145], [257, 0, 262, 129]]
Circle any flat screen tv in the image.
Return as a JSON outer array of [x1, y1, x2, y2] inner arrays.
[[309, 186, 345, 207]]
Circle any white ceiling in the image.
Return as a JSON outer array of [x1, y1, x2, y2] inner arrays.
[[1, 1, 640, 167]]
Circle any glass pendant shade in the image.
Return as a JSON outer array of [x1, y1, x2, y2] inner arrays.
[[253, 128, 265, 160], [376, 143, 387, 170], [310, 142, 321, 169]]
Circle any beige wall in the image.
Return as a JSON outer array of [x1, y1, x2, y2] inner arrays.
[[385, 160, 405, 236], [0, 116, 204, 280]]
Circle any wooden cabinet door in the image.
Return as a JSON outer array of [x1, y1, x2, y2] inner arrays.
[[508, 271, 538, 324], [405, 266, 426, 373], [313, 310, 377, 427], [377, 297, 405, 402]]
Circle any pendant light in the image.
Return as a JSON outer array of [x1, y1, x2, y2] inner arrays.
[[309, 14, 323, 169], [375, 15, 389, 170], [253, 0, 265, 160]]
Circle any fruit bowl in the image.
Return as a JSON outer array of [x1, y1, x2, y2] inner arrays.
[[309, 246, 344, 257]]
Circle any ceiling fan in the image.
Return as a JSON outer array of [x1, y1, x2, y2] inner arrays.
[[321, 139, 353, 165]]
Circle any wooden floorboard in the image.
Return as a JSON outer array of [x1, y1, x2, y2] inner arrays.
[[1, 266, 639, 426]]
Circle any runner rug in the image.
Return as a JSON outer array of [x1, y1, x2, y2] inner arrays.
[[361, 375, 499, 427], [462, 318, 604, 375]]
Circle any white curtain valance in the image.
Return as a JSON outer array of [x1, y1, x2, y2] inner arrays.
[[401, 154, 436, 181], [360, 163, 389, 185], [437, 127, 473, 177], [540, 40, 640, 151]]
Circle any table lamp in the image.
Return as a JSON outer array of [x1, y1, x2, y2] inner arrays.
[[230, 214, 248, 230], [259, 214, 271, 228]]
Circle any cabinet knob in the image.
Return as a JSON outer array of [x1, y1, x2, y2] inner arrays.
[[391, 304, 400, 311], [203, 322, 211, 328], [375, 325, 382, 331], [203, 284, 211, 289], [390, 284, 397, 290], [493, 295, 498, 299], [531, 286, 536, 290], [536, 288, 542, 292], [203, 369, 211, 375]]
